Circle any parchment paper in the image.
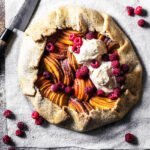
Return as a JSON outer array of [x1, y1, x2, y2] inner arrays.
[[5, 0, 150, 149]]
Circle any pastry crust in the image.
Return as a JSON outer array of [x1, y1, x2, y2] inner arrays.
[[18, 6, 142, 132]]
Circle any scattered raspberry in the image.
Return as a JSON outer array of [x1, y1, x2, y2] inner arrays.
[[43, 71, 50, 79], [8, 148, 16, 150], [109, 53, 119, 61], [91, 60, 100, 68], [125, 133, 135, 143], [121, 64, 129, 73], [3, 110, 12, 118], [46, 43, 54, 52], [2, 135, 12, 145], [76, 69, 82, 78], [108, 93, 118, 100], [16, 129, 24, 137], [72, 44, 80, 54], [115, 76, 125, 84], [111, 60, 120, 68], [113, 87, 121, 97], [51, 84, 60, 92], [69, 33, 77, 41], [80, 66, 89, 78], [74, 37, 82, 46], [31, 111, 39, 119], [134, 6, 142, 15], [84, 86, 93, 95], [17, 122, 25, 130], [102, 54, 110, 61], [97, 89, 105, 97], [112, 68, 122, 77], [86, 31, 96, 40], [35, 116, 44, 125], [126, 6, 134, 16], [56, 82, 65, 91], [138, 19, 146, 27], [65, 86, 74, 95]]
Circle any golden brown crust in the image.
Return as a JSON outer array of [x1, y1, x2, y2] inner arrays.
[[18, 6, 142, 132]]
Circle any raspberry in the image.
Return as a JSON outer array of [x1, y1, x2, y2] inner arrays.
[[109, 53, 119, 61], [31, 111, 39, 119], [46, 43, 54, 52], [138, 19, 146, 27], [91, 60, 100, 68], [134, 6, 142, 15], [3, 110, 12, 118], [111, 60, 120, 68], [72, 44, 80, 54], [43, 71, 50, 79], [35, 116, 44, 125], [51, 84, 60, 92], [102, 54, 110, 61], [97, 89, 105, 96], [17, 122, 25, 130], [108, 93, 118, 100], [56, 82, 65, 91], [65, 86, 74, 95], [113, 87, 121, 97], [126, 6, 134, 16], [121, 64, 129, 73], [84, 86, 93, 95], [112, 68, 122, 77], [76, 69, 82, 78], [69, 33, 77, 41], [74, 37, 82, 46], [125, 133, 135, 143], [115, 76, 125, 84], [80, 66, 89, 78], [16, 129, 24, 137], [86, 31, 96, 40], [2, 135, 12, 145]]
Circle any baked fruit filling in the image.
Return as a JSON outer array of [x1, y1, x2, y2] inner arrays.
[[35, 29, 129, 114]]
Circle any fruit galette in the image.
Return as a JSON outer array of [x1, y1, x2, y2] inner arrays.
[[18, 6, 142, 132]]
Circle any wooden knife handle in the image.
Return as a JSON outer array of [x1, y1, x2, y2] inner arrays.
[[0, 28, 13, 53]]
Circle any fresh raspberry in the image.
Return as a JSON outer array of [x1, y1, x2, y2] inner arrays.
[[17, 121, 25, 130], [134, 6, 142, 15], [65, 86, 74, 95], [138, 19, 146, 27], [16, 129, 24, 137], [72, 44, 80, 54], [3, 110, 12, 118], [113, 87, 121, 97], [31, 111, 39, 119], [51, 84, 60, 92], [76, 69, 82, 78], [115, 76, 125, 84], [46, 43, 54, 52], [56, 82, 65, 91], [125, 133, 135, 143], [43, 71, 50, 79], [69, 33, 77, 41], [91, 60, 100, 68], [35, 116, 44, 125], [74, 37, 82, 46], [126, 6, 134, 16], [80, 66, 89, 78], [86, 31, 96, 40], [84, 86, 93, 95], [108, 93, 118, 100], [102, 54, 110, 61], [97, 89, 105, 96], [111, 60, 120, 68], [109, 53, 119, 61], [112, 68, 122, 77], [121, 64, 129, 73], [2, 135, 12, 145], [8, 148, 16, 150]]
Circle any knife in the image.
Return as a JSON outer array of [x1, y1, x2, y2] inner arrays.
[[0, 0, 40, 52]]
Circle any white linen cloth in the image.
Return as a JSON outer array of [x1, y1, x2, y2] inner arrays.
[[5, 0, 150, 149]]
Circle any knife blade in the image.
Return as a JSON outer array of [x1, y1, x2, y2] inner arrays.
[[0, 0, 40, 53]]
